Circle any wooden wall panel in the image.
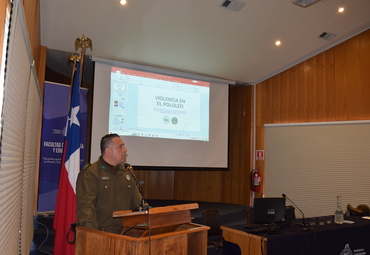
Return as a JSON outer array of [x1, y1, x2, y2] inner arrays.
[[23, 0, 41, 75], [256, 29, 370, 195], [0, 1, 7, 67], [224, 85, 253, 205], [136, 170, 175, 200], [334, 31, 370, 120], [174, 170, 223, 202], [287, 67, 300, 121], [255, 80, 266, 194], [0, 0, 10, 68]]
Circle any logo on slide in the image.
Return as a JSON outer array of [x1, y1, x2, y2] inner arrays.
[[171, 117, 178, 125], [163, 116, 170, 124]]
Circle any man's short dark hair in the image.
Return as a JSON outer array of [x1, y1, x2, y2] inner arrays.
[[100, 133, 120, 154]]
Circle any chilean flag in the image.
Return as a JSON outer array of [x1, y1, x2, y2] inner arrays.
[[53, 62, 81, 255]]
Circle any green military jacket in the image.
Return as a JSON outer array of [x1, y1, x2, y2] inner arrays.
[[76, 157, 142, 233]]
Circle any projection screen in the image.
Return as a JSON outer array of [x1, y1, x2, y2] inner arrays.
[[91, 57, 232, 170]]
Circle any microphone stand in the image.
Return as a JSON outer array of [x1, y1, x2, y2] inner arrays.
[[125, 163, 149, 211], [282, 194, 309, 229]]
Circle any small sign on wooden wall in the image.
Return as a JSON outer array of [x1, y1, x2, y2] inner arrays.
[[256, 150, 264, 160]]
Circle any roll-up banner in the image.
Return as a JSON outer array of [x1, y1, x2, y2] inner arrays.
[[38, 82, 88, 212]]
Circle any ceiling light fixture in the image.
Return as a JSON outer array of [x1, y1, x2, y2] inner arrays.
[[338, 7, 344, 13], [120, 0, 127, 5], [292, 0, 320, 8], [318, 32, 336, 41], [275, 41, 281, 46], [219, 0, 245, 12]]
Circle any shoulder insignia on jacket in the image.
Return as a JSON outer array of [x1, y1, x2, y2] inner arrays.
[[82, 163, 91, 170]]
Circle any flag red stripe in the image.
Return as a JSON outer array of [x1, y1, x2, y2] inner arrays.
[[53, 143, 77, 255]]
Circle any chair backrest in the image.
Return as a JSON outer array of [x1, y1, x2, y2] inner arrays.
[[202, 209, 222, 237]]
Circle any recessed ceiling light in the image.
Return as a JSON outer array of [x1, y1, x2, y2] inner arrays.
[[120, 0, 127, 5], [338, 7, 344, 13], [275, 41, 281, 46]]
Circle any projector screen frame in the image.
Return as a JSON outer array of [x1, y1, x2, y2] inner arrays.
[[90, 57, 233, 171]]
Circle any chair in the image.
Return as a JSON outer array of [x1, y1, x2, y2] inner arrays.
[[202, 209, 223, 255]]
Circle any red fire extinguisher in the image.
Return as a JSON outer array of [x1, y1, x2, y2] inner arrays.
[[251, 169, 261, 192]]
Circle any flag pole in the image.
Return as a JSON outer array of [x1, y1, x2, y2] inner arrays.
[[74, 35, 92, 86], [67, 53, 79, 96], [53, 35, 92, 255]]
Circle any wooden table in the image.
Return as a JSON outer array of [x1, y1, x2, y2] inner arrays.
[[222, 216, 370, 255], [221, 226, 267, 255]]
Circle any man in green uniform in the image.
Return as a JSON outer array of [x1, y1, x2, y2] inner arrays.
[[76, 133, 142, 234]]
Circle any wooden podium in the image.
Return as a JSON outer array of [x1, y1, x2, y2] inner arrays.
[[75, 203, 209, 255]]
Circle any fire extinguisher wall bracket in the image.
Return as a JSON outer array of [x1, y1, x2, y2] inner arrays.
[[251, 169, 261, 192]]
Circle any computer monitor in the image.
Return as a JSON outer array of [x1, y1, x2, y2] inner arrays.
[[253, 197, 286, 224]]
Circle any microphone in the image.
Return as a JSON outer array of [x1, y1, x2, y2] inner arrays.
[[282, 193, 308, 228], [124, 163, 149, 211]]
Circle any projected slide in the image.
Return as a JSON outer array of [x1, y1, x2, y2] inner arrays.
[[109, 67, 210, 141]]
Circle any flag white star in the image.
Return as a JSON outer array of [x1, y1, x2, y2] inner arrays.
[[69, 106, 80, 127]]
